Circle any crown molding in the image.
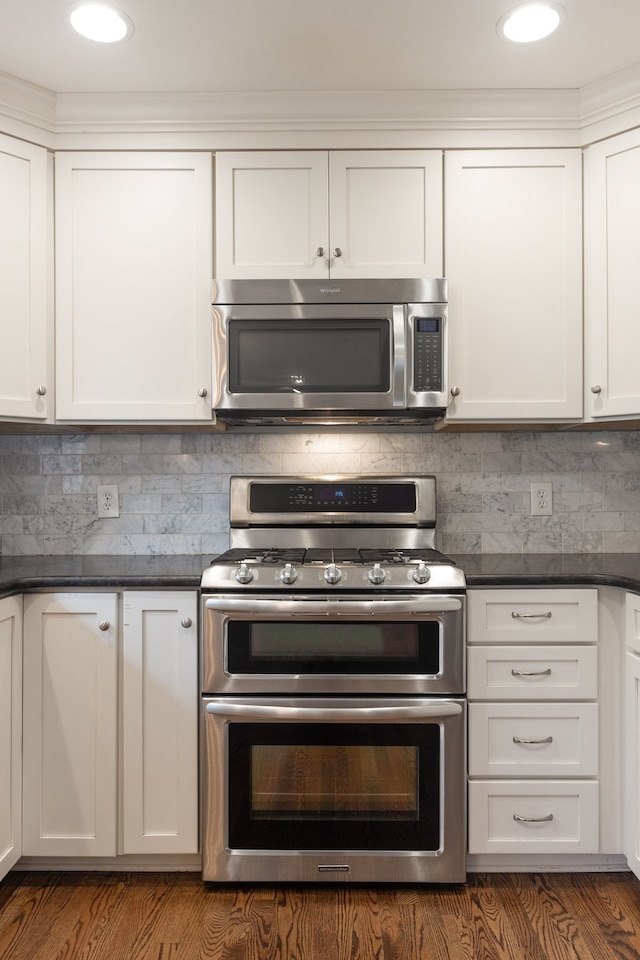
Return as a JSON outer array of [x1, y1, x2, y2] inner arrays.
[[0, 62, 639, 149], [0, 71, 56, 147]]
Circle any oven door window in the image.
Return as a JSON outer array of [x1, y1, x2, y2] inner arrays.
[[228, 722, 440, 851], [227, 620, 441, 676]]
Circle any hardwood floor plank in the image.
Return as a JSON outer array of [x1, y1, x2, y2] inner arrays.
[[1, 871, 640, 960]]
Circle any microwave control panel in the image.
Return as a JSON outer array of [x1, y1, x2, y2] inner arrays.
[[413, 317, 443, 392]]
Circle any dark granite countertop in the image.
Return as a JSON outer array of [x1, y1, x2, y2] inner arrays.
[[0, 553, 640, 596]]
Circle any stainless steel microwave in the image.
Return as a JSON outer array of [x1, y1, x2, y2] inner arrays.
[[211, 278, 448, 426]]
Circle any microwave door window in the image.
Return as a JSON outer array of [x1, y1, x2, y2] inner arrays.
[[229, 320, 390, 393]]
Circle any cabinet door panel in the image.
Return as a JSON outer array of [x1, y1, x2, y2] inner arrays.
[[215, 151, 328, 279], [122, 591, 198, 854], [586, 130, 640, 418], [329, 150, 442, 278], [0, 596, 22, 880], [445, 149, 582, 420], [625, 645, 640, 880], [22, 593, 118, 856], [0, 135, 49, 420], [55, 153, 212, 421]]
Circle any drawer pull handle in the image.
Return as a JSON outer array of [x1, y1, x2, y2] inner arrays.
[[513, 812, 554, 823], [511, 668, 552, 677], [513, 735, 553, 745], [512, 611, 552, 619]]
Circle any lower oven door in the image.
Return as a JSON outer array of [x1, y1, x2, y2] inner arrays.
[[202, 696, 466, 884]]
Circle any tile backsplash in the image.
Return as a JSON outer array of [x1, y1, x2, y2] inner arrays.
[[1, 428, 640, 556]]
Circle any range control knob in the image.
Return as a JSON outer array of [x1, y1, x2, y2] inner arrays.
[[412, 561, 431, 585], [368, 563, 386, 585], [323, 563, 342, 585], [235, 562, 254, 585], [280, 563, 298, 585]]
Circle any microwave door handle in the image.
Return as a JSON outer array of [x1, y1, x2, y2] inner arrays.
[[205, 700, 463, 722], [392, 304, 406, 407]]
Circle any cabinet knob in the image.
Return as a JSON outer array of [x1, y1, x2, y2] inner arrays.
[[98, 620, 110, 631], [450, 386, 460, 398], [36, 386, 47, 396], [198, 388, 208, 398], [333, 247, 342, 258], [181, 617, 193, 628], [590, 385, 602, 395], [315, 246, 325, 257]]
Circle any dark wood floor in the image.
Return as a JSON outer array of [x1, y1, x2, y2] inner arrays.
[[1, 870, 640, 960]]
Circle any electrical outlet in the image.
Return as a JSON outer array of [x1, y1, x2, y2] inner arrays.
[[530, 482, 552, 516], [97, 484, 120, 518]]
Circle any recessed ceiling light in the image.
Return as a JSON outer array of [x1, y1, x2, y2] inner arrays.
[[497, 2, 566, 43], [66, 2, 134, 43]]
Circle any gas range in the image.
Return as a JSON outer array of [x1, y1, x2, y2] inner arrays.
[[201, 475, 465, 593]]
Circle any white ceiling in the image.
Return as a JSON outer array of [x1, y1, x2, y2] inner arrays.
[[0, 0, 639, 97]]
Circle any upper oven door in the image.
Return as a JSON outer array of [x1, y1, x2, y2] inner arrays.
[[212, 302, 405, 413], [202, 594, 465, 695]]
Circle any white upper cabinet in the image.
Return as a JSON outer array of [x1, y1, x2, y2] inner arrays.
[[215, 150, 443, 279], [445, 149, 583, 421], [0, 134, 50, 421], [585, 129, 640, 420], [55, 152, 213, 421]]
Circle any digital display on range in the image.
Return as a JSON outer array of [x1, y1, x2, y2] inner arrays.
[[249, 482, 417, 513]]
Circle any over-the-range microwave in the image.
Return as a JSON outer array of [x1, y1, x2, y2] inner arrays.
[[211, 278, 448, 426]]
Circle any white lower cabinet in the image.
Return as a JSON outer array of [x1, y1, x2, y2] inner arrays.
[[624, 593, 640, 881], [467, 589, 600, 856], [0, 596, 22, 881], [22, 590, 199, 861], [23, 593, 118, 856], [121, 591, 198, 854]]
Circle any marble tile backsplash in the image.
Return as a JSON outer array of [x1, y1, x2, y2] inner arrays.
[[1, 429, 640, 556]]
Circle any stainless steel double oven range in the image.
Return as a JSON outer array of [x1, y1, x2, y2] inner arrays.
[[201, 475, 467, 884]]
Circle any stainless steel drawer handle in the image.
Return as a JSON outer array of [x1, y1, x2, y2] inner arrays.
[[513, 813, 554, 823], [511, 667, 552, 677], [333, 247, 342, 257], [98, 620, 110, 631], [36, 386, 47, 396], [512, 611, 552, 619], [513, 735, 553, 744], [181, 617, 193, 628], [315, 246, 324, 257]]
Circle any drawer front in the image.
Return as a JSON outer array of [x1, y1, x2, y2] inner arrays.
[[468, 780, 599, 854], [626, 592, 640, 655], [468, 702, 599, 776], [467, 645, 598, 700], [468, 589, 598, 645]]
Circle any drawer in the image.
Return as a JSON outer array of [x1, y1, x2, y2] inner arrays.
[[468, 589, 598, 645], [467, 645, 598, 700], [626, 592, 640, 655], [468, 702, 599, 776], [468, 780, 599, 854]]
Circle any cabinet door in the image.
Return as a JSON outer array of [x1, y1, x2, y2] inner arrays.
[[0, 134, 50, 420], [215, 151, 328, 279], [122, 591, 198, 854], [329, 150, 443, 278], [22, 593, 118, 856], [0, 596, 22, 880], [625, 649, 640, 881], [445, 150, 583, 420], [585, 129, 640, 419], [55, 152, 213, 421]]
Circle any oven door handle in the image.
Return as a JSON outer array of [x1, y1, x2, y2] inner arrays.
[[205, 699, 463, 721], [203, 596, 463, 616]]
